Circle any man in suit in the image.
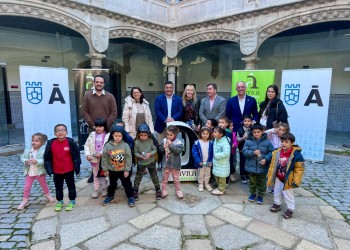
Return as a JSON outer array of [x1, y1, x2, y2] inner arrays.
[[154, 81, 183, 143], [226, 81, 259, 132], [199, 83, 226, 125]]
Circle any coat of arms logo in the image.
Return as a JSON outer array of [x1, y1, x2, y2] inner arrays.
[[26, 81, 43, 104], [284, 84, 300, 106]]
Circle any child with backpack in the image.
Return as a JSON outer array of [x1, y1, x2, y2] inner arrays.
[[133, 124, 162, 201]]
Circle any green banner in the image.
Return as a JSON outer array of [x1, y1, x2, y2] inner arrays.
[[232, 70, 275, 109]]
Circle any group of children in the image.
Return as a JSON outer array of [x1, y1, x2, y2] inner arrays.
[[195, 115, 304, 219], [18, 116, 304, 219]]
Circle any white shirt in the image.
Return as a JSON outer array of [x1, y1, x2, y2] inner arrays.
[[166, 95, 173, 118], [238, 95, 246, 114], [200, 140, 209, 162]]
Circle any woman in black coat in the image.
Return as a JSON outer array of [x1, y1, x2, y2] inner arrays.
[[182, 84, 201, 131], [258, 84, 288, 130]]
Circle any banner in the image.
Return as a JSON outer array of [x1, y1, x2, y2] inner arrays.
[[20, 66, 71, 147], [232, 70, 275, 108], [72, 69, 109, 149], [281, 69, 332, 162]]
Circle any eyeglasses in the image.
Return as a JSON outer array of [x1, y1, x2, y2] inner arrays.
[[55, 129, 66, 133]]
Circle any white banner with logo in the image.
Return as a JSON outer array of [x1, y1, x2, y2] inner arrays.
[[281, 69, 332, 162], [20, 66, 71, 147]]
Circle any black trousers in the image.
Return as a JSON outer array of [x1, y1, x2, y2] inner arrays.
[[108, 171, 133, 198], [53, 170, 76, 201]]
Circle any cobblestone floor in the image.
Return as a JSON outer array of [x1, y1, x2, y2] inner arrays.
[[0, 153, 349, 248], [303, 153, 350, 222], [0, 154, 90, 249]]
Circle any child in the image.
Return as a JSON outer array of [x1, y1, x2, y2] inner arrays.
[[84, 118, 109, 198], [206, 118, 218, 137], [265, 122, 289, 149], [192, 126, 214, 192], [160, 125, 184, 199], [243, 124, 274, 204], [218, 117, 238, 184], [237, 115, 252, 183], [265, 122, 289, 194], [267, 133, 305, 219], [101, 125, 135, 207], [133, 124, 162, 200], [211, 126, 231, 195], [18, 133, 55, 210], [44, 124, 81, 212]]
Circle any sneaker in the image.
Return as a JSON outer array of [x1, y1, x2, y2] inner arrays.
[[102, 196, 114, 206], [156, 190, 162, 200], [270, 204, 281, 212], [176, 191, 183, 199], [133, 191, 139, 201], [205, 184, 213, 192], [230, 174, 236, 182], [102, 189, 108, 197], [241, 176, 248, 184], [162, 190, 168, 198], [211, 189, 225, 195], [45, 195, 55, 203], [128, 197, 135, 207], [198, 184, 204, 192], [87, 173, 94, 183], [283, 209, 294, 219], [17, 199, 29, 210], [269, 188, 274, 194], [66, 201, 75, 211], [91, 190, 99, 199], [248, 193, 257, 202], [55, 201, 63, 212], [256, 196, 264, 205]]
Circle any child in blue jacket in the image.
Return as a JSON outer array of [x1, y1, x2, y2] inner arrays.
[[192, 127, 214, 192]]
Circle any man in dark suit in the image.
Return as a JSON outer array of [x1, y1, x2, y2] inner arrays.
[[226, 81, 259, 132], [154, 81, 183, 142], [199, 83, 226, 125]]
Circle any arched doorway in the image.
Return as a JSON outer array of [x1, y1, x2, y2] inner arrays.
[[0, 16, 90, 144], [177, 41, 244, 100], [106, 38, 166, 116], [258, 21, 350, 134]]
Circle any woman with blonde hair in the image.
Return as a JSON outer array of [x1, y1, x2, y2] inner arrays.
[[182, 84, 201, 130]]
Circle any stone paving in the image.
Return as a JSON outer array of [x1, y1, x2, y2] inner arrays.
[[0, 152, 350, 249], [0, 153, 91, 249]]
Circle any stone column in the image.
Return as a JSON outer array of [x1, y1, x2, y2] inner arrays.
[[86, 52, 106, 69], [242, 56, 260, 70], [162, 56, 182, 91]]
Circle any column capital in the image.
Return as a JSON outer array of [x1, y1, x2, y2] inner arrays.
[[162, 56, 182, 67], [86, 52, 106, 69], [242, 56, 260, 70]]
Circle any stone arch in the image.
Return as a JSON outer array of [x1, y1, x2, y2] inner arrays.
[[178, 30, 240, 51], [0, 2, 92, 51], [257, 6, 350, 51], [109, 28, 166, 51]]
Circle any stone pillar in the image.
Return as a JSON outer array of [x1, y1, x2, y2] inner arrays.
[[162, 56, 182, 92], [242, 56, 260, 70], [86, 52, 106, 69]]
